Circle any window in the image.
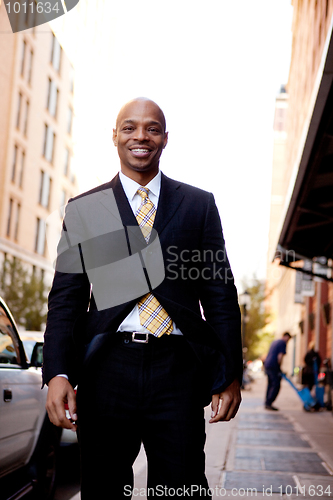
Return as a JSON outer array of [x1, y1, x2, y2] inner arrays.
[[21, 40, 26, 76], [21, 39, 33, 83], [24, 99, 29, 136], [27, 49, 33, 84], [16, 93, 29, 133], [51, 33, 61, 73], [6, 199, 13, 237], [35, 218, 46, 255], [64, 147, 70, 176], [39, 170, 52, 208], [60, 189, 67, 209], [19, 151, 25, 188], [43, 124, 55, 163], [47, 78, 59, 117], [12, 145, 18, 182], [16, 92, 22, 129], [69, 64, 74, 93], [67, 106, 73, 135], [0, 305, 21, 365], [14, 203, 21, 241], [11, 145, 25, 186], [273, 107, 287, 132]]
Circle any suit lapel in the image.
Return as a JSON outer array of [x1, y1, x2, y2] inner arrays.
[[100, 174, 138, 228], [154, 173, 184, 236], [98, 172, 184, 237]]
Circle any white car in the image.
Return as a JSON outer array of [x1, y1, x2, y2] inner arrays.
[[0, 297, 62, 500], [20, 330, 78, 446]]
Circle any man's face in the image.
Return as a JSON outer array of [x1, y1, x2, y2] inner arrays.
[[113, 100, 168, 181]]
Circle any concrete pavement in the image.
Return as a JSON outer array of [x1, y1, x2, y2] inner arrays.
[[69, 372, 333, 499], [204, 373, 333, 499]]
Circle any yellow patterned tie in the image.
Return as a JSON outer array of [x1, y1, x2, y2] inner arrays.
[[136, 188, 173, 337]]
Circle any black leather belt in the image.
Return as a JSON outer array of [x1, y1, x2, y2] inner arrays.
[[117, 331, 183, 344], [119, 331, 152, 344]]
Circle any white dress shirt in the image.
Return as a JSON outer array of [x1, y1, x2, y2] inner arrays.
[[117, 170, 182, 335]]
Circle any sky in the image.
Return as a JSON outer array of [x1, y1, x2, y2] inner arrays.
[[51, 0, 294, 292]]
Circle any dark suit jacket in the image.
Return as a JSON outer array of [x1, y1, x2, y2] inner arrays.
[[43, 172, 242, 403]]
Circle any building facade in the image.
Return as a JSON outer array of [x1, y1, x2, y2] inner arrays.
[[267, 0, 333, 377], [266, 87, 304, 374], [0, 3, 78, 289]]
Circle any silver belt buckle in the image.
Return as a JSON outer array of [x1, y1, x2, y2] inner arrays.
[[132, 331, 149, 343]]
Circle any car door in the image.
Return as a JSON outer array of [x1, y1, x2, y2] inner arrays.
[[0, 302, 46, 476]]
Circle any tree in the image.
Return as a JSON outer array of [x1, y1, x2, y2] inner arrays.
[[0, 256, 48, 331], [241, 277, 273, 360]]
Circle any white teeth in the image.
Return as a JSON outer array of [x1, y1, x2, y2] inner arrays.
[[132, 149, 149, 153]]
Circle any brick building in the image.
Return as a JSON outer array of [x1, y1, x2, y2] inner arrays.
[[267, 0, 333, 375], [0, 3, 78, 288]]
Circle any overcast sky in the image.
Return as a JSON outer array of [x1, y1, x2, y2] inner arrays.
[[51, 0, 294, 291]]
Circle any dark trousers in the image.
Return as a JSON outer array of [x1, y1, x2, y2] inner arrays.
[[77, 334, 211, 499], [265, 368, 281, 406]]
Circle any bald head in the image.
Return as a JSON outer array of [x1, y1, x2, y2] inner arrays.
[[112, 97, 168, 185], [115, 97, 166, 133]]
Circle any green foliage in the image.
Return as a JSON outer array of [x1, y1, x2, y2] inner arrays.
[[0, 256, 48, 331], [241, 277, 273, 361]]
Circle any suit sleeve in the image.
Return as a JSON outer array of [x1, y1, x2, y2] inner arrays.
[[42, 202, 91, 387], [199, 193, 243, 393]]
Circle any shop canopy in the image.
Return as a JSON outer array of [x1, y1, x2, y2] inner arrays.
[[276, 28, 333, 269]]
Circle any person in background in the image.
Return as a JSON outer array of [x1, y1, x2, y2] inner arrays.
[[302, 340, 321, 391], [264, 332, 291, 411]]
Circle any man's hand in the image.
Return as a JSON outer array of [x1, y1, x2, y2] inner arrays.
[[209, 378, 241, 423], [46, 377, 77, 431]]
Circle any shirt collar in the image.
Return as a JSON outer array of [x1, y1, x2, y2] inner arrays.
[[119, 170, 161, 202]]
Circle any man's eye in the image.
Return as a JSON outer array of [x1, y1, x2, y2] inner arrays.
[[149, 128, 160, 133], [123, 127, 134, 131]]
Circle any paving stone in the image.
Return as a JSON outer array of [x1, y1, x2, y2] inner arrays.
[[223, 471, 295, 493], [234, 448, 329, 475], [296, 476, 333, 497], [264, 459, 328, 474], [238, 412, 289, 422], [237, 430, 310, 447], [234, 458, 262, 470], [236, 448, 322, 461], [238, 420, 294, 431]]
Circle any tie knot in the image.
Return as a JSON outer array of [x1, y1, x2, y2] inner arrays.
[[137, 188, 149, 201]]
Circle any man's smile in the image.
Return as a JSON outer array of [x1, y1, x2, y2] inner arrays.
[[129, 147, 153, 158]]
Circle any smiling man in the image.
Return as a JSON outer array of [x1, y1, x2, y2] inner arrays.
[[43, 97, 242, 499], [114, 98, 168, 180]]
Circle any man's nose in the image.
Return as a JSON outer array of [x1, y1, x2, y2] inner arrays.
[[134, 127, 149, 141]]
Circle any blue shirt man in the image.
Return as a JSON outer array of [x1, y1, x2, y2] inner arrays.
[[264, 332, 291, 410]]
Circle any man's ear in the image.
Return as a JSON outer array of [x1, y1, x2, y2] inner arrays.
[[112, 128, 118, 146], [163, 131, 168, 149]]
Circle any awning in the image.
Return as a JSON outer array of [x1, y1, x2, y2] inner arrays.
[[276, 23, 333, 262]]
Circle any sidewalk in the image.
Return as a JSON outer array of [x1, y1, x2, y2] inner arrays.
[[205, 373, 333, 499], [70, 373, 333, 499], [134, 373, 333, 499]]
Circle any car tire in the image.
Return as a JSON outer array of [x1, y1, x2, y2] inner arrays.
[[28, 414, 62, 500]]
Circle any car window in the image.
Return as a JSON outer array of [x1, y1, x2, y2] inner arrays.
[[0, 305, 21, 365], [21, 340, 35, 362], [33, 344, 43, 367]]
